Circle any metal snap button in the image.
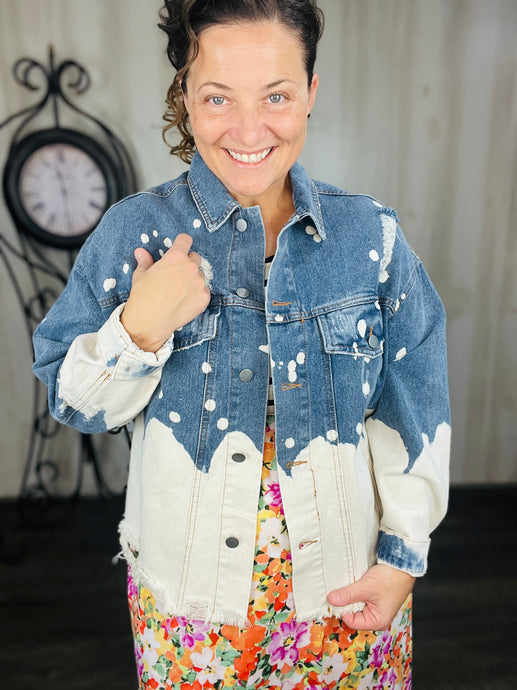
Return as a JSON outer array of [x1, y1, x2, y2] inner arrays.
[[236, 287, 250, 298], [239, 369, 253, 382], [367, 334, 379, 349], [232, 453, 246, 463], [225, 537, 239, 548], [236, 218, 248, 232]]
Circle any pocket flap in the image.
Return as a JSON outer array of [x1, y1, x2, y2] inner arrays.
[[173, 302, 220, 352], [317, 300, 383, 358]]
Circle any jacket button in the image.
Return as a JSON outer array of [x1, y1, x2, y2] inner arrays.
[[226, 537, 239, 548], [368, 334, 379, 349], [239, 369, 254, 382], [236, 287, 250, 298], [232, 453, 246, 463], [236, 218, 247, 232]]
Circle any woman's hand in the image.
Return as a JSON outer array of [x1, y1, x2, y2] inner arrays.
[[327, 564, 415, 631], [121, 233, 211, 353]]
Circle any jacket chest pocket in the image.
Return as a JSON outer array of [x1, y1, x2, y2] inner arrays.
[[317, 299, 383, 359], [172, 302, 220, 352]]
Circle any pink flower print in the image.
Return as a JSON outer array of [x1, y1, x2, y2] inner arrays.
[[175, 617, 210, 649], [127, 570, 138, 599], [267, 619, 311, 666], [373, 666, 398, 689], [264, 477, 283, 510], [371, 630, 392, 668]]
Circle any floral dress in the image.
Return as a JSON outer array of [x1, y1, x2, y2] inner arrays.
[[127, 416, 412, 689]]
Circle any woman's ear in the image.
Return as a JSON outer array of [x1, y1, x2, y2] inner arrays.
[[308, 73, 319, 115]]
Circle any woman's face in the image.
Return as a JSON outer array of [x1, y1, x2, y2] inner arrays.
[[183, 20, 318, 209]]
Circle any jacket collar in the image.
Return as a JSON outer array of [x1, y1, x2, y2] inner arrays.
[[187, 151, 326, 239]]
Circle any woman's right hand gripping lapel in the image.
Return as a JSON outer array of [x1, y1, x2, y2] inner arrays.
[[121, 233, 211, 353]]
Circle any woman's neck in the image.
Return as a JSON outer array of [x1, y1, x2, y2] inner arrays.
[[259, 179, 296, 257]]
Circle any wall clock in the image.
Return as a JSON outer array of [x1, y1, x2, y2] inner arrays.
[[3, 127, 122, 249]]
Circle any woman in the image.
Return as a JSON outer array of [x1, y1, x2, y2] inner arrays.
[[33, 0, 450, 687]]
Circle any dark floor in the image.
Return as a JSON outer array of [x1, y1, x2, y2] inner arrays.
[[0, 485, 515, 689]]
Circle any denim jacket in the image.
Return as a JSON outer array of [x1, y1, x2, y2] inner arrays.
[[33, 152, 450, 625]]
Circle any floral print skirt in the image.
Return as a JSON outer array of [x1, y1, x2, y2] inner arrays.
[[128, 417, 412, 689]]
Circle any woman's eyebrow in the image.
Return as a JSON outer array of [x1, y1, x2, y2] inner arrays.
[[199, 81, 233, 91], [263, 78, 296, 90], [198, 78, 296, 92]]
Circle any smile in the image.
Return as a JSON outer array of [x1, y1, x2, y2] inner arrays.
[[226, 147, 273, 164]]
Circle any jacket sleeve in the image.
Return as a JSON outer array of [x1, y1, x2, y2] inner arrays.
[[365, 258, 451, 577], [32, 261, 173, 434]]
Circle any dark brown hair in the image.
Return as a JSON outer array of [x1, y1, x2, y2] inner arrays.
[[158, 0, 324, 163]]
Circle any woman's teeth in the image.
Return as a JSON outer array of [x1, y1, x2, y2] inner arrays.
[[227, 148, 272, 163]]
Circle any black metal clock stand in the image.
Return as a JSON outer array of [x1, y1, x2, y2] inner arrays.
[[0, 47, 136, 529]]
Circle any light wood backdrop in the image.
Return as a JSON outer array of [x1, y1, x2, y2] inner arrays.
[[1, 0, 516, 495]]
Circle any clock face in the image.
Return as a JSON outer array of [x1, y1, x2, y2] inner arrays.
[[3, 128, 123, 249], [19, 142, 108, 237]]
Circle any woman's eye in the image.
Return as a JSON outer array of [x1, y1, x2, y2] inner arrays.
[[210, 96, 226, 106], [268, 93, 284, 104]]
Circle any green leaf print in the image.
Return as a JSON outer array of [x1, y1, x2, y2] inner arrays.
[[218, 647, 241, 665]]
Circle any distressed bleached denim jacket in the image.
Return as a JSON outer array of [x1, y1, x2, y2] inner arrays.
[[33, 152, 450, 625]]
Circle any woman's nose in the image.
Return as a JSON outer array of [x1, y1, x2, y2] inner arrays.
[[230, 107, 267, 148]]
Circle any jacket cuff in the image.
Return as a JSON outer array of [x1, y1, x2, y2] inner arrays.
[[376, 528, 430, 577], [98, 304, 173, 378]]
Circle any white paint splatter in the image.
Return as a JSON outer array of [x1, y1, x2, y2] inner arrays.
[[296, 351, 305, 365], [259, 344, 270, 355], [199, 257, 213, 287], [327, 430, 338, 442], [395, 348, 407, 361], [357, 319, 367, 338], [201, 362, 212, 374], [285, 438, 295, 448], [159, 249, 164, 257], [401, 293, 407, 301], [122, 263, 129, 274], [140, 233, 150, 244], [362, 381, 371, 396], [375, 300, 381, 310], [288, 360, 297, 383], [217, 418, 229, 430], [193, 219, 202, 228], [164, 237, 172, 248], [379, 214, 397, 283], [369, 250, 379, 262], [158, 390, 163, 399], [356, 423, 363, 435], [305, 225, 316, 235], [205, 399, 216, 412], [169, 411, 181, 423], [313, 234, 322, 243], [153, 230, 158, 237], [275, 315, 284, 322], [103, 278, 116, 292]]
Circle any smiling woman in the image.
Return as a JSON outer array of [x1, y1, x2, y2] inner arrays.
[[181, 20, 318, 247], [32, 0, 450, 688]]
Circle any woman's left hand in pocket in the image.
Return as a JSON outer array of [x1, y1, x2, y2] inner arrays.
[[327, 563, 416, 631]]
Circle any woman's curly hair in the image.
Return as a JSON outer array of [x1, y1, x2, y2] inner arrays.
[[158, 0, 324, 164]]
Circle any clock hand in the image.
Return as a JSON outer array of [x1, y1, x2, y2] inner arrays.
[[53, 159, 75, 232]]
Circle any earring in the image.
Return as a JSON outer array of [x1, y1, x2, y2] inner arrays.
[[307, 113, 311, 119]]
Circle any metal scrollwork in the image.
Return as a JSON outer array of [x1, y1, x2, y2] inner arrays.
[[0, 46, 135, 525]]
